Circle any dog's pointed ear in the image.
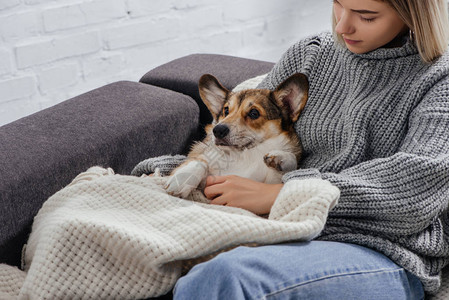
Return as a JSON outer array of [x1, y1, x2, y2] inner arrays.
[[199, 74, 229, 119], [272, 73, 309, 122]]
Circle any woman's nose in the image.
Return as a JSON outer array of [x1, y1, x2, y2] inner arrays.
[[335, 12, 355, 35]]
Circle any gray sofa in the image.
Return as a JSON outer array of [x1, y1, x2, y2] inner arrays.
[[0, 54, 273, 298], [0, 54, 447, 299]]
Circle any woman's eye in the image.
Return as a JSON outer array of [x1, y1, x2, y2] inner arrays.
[[248, 108, 260, 120], [224, 107, 229, 116], [361, 16, 375, 23]]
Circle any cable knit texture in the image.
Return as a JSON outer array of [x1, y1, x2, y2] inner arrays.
[[0, 166, 339, 299], [134, 31, 449, 294], [131, 154, 187, 176]]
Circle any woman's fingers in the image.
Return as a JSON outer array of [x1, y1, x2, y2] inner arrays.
[[204, 185, 222, 200], [205, 175, 227, 186], [204, 176, 227, 199], [210, 196, 227, 206]]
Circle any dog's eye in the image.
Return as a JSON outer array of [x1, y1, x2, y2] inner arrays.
[[223, 106, 229, 116], [248, 108, 260, 120]]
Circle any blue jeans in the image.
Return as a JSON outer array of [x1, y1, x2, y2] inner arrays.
[[173, 241, 424, 300]]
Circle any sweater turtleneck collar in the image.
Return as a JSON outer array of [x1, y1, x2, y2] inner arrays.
[[336, 35, 419, 60]]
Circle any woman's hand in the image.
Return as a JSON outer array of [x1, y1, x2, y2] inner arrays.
[[204, 175, 283, 215]]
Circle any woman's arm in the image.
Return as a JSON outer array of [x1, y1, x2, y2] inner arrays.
[[284, 77, 449, 236]]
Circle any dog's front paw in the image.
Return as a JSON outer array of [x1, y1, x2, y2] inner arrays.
[[165, 174, 199, 198], [264, 153, 283, 171], [264, 151, 297, 172], [164, 160, 207, 198]]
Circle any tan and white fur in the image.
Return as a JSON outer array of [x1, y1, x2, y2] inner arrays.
[[164, 73, 309, 198]]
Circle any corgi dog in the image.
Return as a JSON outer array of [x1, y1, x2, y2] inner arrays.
[[164, 73, 309, 199]]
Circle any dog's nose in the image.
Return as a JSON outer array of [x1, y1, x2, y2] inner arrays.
[[213, 124, 230, 139]]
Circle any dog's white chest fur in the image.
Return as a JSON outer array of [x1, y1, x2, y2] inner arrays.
[[206, 135, 291, 183], [164, 134, 298, 198]]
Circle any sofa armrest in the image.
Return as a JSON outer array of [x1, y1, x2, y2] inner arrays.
[[0, 81, 199, 267], [140, 54, 274, 125]]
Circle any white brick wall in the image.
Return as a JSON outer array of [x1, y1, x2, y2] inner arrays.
[[0, 0, 332, 126]]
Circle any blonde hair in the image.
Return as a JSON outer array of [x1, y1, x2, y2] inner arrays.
[[332, 0, 449, 62]]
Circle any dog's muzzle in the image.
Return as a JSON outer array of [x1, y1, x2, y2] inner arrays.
[[213, 124, 230, 139], [213, 124, 231, 146]]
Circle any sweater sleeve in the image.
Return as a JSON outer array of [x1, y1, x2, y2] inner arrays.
[[131, 154, 186, 176], [283, 77, 449, 237]]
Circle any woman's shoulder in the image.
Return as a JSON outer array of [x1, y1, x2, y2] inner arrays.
[[432, 49, 449, 72], [279, 31, 336, 67], [419, 49, 449, 87], [290, 31, 335, 51], [412, 50, 449, 109], [257, 32, 335, 90]]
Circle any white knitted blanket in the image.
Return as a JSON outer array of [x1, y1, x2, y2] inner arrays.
[[0, 167, 339, 299]]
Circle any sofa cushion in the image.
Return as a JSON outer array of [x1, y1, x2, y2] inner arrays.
[[0, 81, 199, 267]]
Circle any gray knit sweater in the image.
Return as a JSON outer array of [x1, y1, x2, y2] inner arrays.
[[132, 32, 449, 294]]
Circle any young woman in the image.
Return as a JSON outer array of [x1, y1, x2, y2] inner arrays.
[[147, 0, 449, 298]]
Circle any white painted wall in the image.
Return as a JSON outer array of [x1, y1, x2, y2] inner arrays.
[[0, 0, 332, 126]]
